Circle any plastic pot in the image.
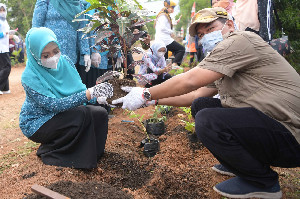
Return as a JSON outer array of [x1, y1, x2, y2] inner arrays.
[[141, 137, 160, 157], [145, 119, 165, 136]]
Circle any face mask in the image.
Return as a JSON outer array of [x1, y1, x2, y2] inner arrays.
[[157, 52, 165, 58], [41, 52, 61, 69], [0, 12, 6, 19], [200, 21, 227, 56]]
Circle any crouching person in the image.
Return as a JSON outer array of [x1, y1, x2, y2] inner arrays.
[[112, 7, 300, 198], [19, 27, 113, 169]]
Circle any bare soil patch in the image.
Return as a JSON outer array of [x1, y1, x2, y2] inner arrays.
[[0, 63, 299, 199]]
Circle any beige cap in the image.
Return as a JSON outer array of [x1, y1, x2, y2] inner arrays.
[[189, 7, 229, 37]]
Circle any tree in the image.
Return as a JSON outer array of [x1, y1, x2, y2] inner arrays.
[[0, 0, 36, 37], [176, 0, 211, 34], [273, 0, 300, 72]]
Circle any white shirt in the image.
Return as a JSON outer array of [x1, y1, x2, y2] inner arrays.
[[155, 14, 174, 46], [0, 19, 9, 53]]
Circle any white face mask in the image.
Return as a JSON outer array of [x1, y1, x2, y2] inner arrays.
[[200, 21, 227, 56], [41, 52, 61, 69], [0, 12, 6, 19], [157, 52, 165, 58]]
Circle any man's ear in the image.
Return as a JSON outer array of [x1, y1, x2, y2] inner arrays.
[[227, 20, 235, 32]]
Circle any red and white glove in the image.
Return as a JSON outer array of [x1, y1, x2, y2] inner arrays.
[[112, 86, 146, 110]]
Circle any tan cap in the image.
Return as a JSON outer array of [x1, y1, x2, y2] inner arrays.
[[189, 7, 229, 37]]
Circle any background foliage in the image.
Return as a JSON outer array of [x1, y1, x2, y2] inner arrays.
[[0, 0, 36, 37]]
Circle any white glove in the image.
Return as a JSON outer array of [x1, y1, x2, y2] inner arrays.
[[112, 87, 146, 111], [84, 54, 91, 72], [88, 82, 113, 99], [115, 57, 123, 69], [97, 96, 108, 105], [13, 35, 20, 43], [91, 52, 101, 68]]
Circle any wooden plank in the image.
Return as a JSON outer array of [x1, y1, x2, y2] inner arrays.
[[31, 184, 70, 199]]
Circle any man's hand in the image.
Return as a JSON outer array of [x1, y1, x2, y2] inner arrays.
[[112, 87, 146, 110]]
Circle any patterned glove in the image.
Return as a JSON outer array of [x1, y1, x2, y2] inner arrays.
[[84, 54, 91, 72], [88, 82, 113, 99], [97, 96, 108, 105], [91, 52, 101, 68], [112, 87, 146, 111]]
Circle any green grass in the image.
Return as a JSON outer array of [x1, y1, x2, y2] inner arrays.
[[0, 141, 39, 174]]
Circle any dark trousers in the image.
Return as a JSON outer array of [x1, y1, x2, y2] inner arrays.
[[192, 97, 300, 188], [165, 41, 185, 66], [30, 105, 108, 169], [0, 53, 11, 91]]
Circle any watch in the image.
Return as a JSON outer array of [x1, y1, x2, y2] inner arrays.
[[143, 88, 152, 101]]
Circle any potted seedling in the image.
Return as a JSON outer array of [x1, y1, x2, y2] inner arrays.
[[180, 107, 198, 143], [157, 105, 173, 115], [145, 106, 166, 136], [127, 110, 160, 157]]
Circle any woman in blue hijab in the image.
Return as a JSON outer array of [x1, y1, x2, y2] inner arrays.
[[138, 41, 172, 87], [20, 27, 113, 169]]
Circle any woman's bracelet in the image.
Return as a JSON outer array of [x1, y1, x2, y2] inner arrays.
[[155, 99, 159, 105]]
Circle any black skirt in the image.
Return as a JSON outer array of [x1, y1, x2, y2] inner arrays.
[[30, 105, 108, 169]]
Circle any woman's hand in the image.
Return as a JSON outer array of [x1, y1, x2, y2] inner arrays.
[[87, 82, 113, 100]]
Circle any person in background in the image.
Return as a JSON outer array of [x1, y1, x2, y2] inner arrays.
[[20, 27, 113, 169], [113, 7, 300, 198], [212, 0, 235, 14], [32, 0, 97, 80], [187, 35, 197, 67], [138, 41, 172, 88], [124, 15, 151, 80], [0, 3, 11, 95], [155, 0, 185, 67], [194, 35, 205, 63]]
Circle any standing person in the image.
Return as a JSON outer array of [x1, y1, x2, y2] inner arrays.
[[0, 3, 11, 95], [113, 7, 300, 198], [138, 41, 172, 87], [20, 27, 113, 169], [32, 0, 93, 78], [187, 35, 197, 67], [155, 0, 185, 67]]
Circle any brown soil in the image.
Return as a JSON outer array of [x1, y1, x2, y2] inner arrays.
[[107, 78, 136, 104], [0, 63, 299, 199]]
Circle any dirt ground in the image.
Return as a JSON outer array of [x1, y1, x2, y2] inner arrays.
[[0, 63, 299, 199]]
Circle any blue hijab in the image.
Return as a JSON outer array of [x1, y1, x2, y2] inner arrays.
[[22, 27, 86, 98], [49, 0, 82, 29]]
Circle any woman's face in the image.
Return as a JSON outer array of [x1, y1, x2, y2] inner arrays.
[[0, 6, 5, 13], [158, 47, 166, 53], [41, 42, 60, 60], [167, 7, 174, 13]]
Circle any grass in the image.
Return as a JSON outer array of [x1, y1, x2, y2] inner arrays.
[[0, 141, 39, 174]]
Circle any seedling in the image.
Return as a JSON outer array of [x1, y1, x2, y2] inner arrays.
[[147, 106, 167, 123], [180, 107, 195, 134]]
